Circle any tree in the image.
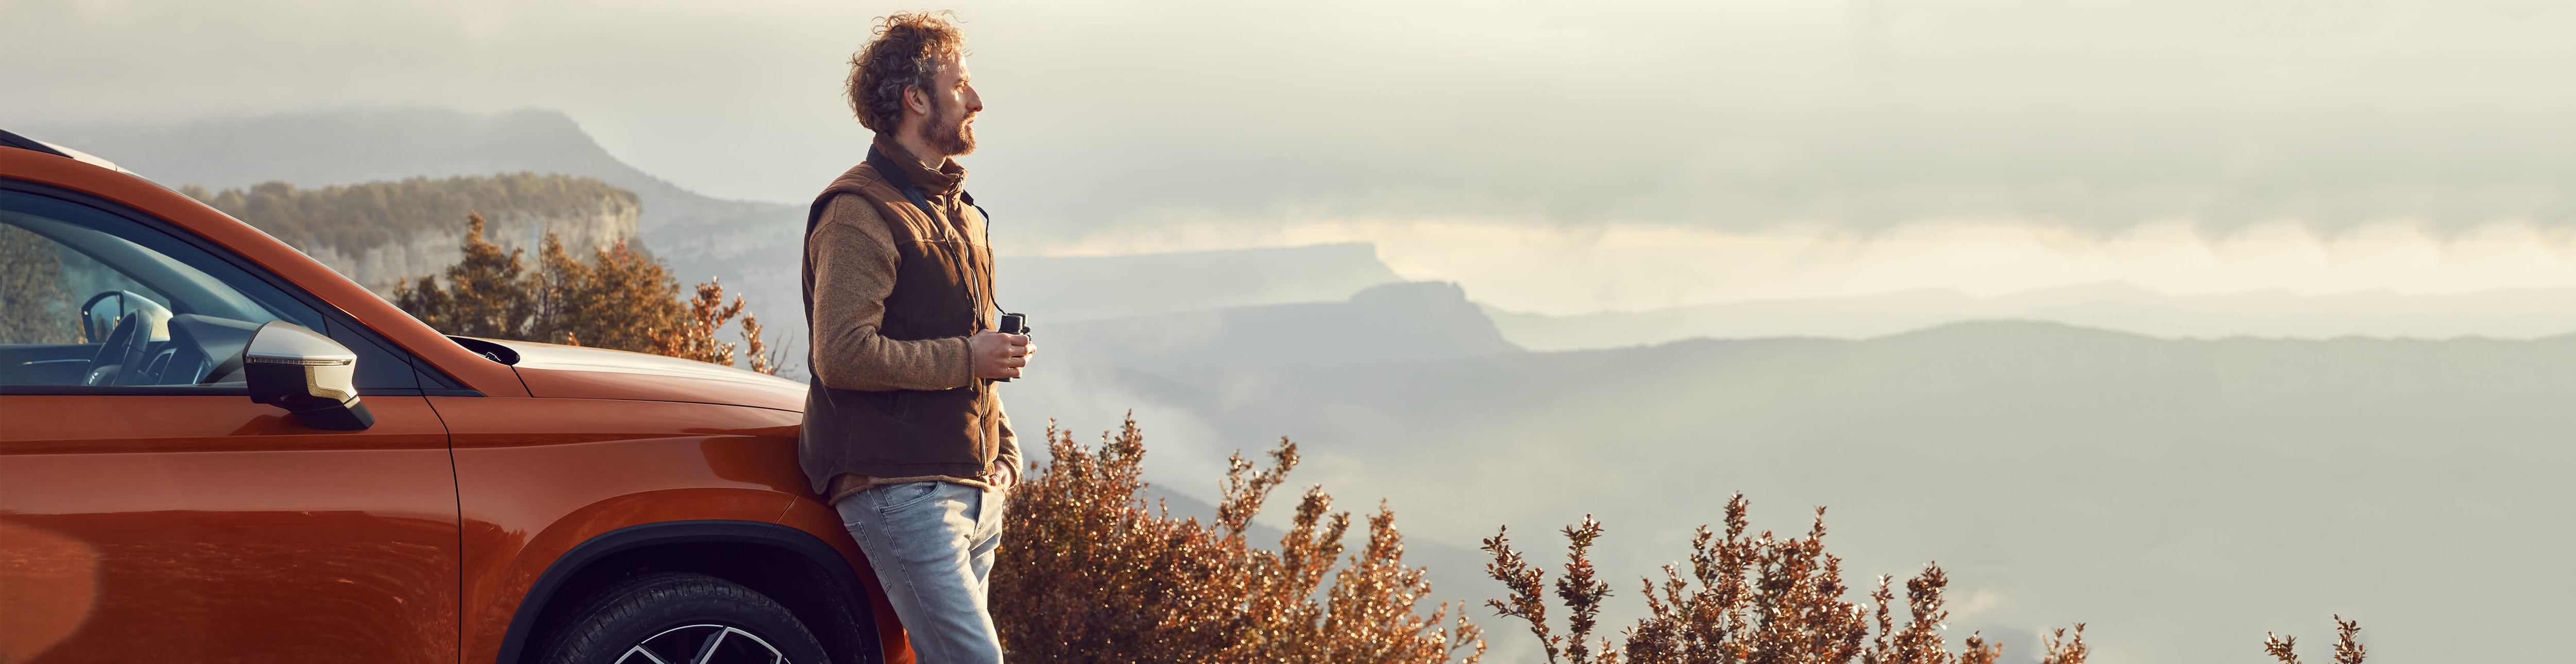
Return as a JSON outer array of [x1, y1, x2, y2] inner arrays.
[[532, 234, 683, 353], [392, 211, 785, 373], [393, 212, 536, 339]]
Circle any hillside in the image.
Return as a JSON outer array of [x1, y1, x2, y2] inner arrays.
[[1489, 283, 2576, 350], [1006, 295, 2576, 663], [182, 174, 638, 292]]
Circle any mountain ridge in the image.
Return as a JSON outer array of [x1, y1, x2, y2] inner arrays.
[[1489, 283, 2576, 350]]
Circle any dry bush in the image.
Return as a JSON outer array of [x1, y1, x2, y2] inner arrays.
[[2039, 625, 2088, 664], [392, 211, 783, 373], [991, 415, 1484, 664], [741, 314, 783, 375], [1484, 495, 2089, 664], [652, 278, 747, 366], [2264, 616, 2364, 664]]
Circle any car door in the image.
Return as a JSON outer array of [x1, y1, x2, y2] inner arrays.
[[0, 183, 461, 663]]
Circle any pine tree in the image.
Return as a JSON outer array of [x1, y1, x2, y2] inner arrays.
[[393, 212, 536, 339], [532, 234, 682, 353]]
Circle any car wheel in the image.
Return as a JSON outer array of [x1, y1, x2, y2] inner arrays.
[[536, 572, 831, 664]]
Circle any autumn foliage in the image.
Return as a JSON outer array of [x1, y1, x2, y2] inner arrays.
[[2265, 616, 2366, 664], [391, 211, 782, 372], [1478, 497, 2086, 664], [992, 416, 1484, 663]]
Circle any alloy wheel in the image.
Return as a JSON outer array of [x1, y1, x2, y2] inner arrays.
[[615, 624, 790, 664]]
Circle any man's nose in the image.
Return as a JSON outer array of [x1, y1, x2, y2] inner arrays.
[[965, 85, 983, 112]]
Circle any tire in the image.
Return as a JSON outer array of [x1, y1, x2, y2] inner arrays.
[[535, 572, 831, 664]]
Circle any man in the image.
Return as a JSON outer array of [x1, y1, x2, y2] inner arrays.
[[801, 11, 1031, 663]]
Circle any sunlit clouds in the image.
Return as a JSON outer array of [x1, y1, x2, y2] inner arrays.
[[1041, 218, 2576, 318]]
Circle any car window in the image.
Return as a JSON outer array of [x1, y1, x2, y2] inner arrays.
[[1, 189, 324, 389]]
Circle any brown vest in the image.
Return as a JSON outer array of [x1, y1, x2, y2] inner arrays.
[[797, 155, 999, 492]]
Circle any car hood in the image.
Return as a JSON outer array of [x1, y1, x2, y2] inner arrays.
[[483, 339, 807, 412]]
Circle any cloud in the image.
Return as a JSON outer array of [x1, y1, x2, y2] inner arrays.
[[9, 0, 2574, 235], [1044, 217, 2576, 315]]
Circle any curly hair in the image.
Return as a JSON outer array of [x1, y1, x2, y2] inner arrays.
[[845, 11, 968, 134]]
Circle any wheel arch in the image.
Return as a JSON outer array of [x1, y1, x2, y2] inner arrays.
[[495, 519, 882, 664]]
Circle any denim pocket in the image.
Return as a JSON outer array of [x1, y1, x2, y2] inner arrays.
[[873, 481, 945, 515]]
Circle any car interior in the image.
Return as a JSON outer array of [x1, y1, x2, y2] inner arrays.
[[1, 192, 301, 388]]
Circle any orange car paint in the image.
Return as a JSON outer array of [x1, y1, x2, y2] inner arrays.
[[0, 395, 459, 663]]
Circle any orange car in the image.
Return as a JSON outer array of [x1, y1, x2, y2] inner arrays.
[[0, 131, 911, 664]]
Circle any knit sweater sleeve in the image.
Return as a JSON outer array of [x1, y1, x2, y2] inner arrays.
[[807, 195, 974, 391]]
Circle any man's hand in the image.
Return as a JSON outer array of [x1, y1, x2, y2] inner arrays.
[[970, 330, 1033, 379]]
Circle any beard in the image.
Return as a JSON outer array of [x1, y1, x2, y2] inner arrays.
[[920, 99, 977, 157]]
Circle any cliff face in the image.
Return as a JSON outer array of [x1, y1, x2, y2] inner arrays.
[[184, 173, 639, 293], [299, 202, 638, 292]]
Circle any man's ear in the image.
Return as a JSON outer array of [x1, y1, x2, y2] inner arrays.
[[905, 86, 933, 116]]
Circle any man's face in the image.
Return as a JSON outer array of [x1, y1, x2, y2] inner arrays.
[[916, 56, 981, 158]]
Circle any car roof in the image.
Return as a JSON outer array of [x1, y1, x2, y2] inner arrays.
[[0, 128, 69, 156], [0, 128, 142, 177]]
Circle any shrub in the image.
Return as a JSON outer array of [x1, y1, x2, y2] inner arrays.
[[2264, 616, 2365, 664], [1481, 496, 2091, 664], [992, 415, 1485, 663]]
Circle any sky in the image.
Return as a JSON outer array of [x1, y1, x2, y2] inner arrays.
[[10, 0, 2576, 314]]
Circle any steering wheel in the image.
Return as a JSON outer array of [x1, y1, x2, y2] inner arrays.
[[80, 292, 164, 387]]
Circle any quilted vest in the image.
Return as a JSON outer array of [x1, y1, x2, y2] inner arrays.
[[797, 148, 999, 492]]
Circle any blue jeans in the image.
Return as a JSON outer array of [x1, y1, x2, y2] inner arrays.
[[836, 480, 1006, 663]]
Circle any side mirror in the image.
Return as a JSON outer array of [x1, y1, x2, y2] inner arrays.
[[242, 321, 374, 430], [81, 290, 129, 342]]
